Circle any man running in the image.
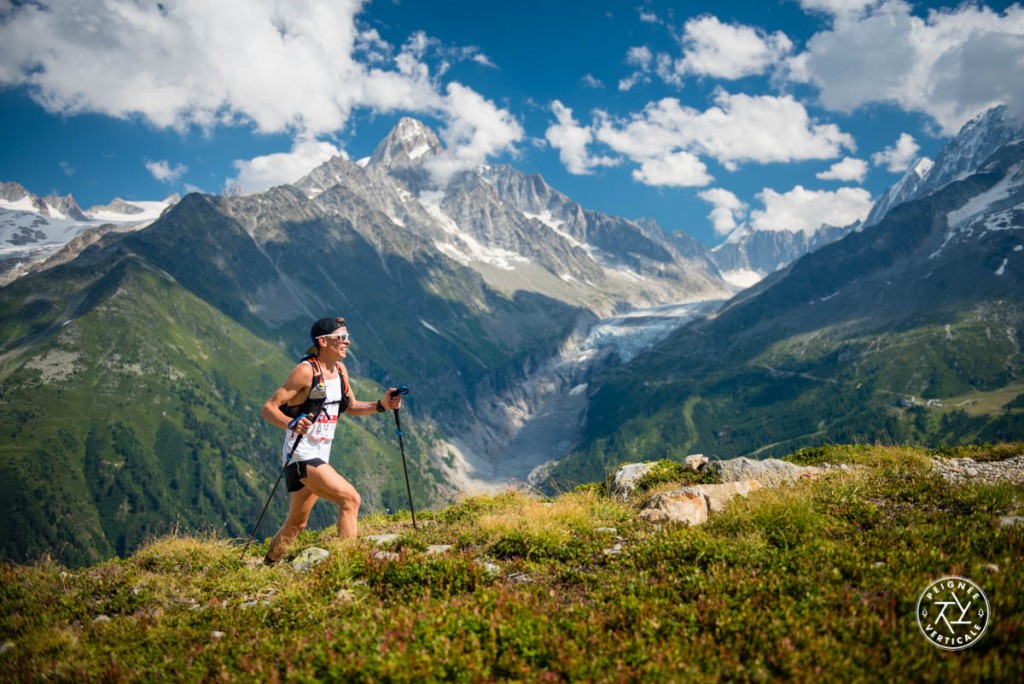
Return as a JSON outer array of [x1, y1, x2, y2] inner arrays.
[[260, 316, 402, 563]]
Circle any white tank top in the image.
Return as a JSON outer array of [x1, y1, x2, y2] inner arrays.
[[281, 372, 343, 466]]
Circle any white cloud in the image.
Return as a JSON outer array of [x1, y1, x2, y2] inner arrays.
[[231, 136, 345, 193], [619, 46, 654, 91], [593, 92, 854, 178], [798, 0, 880, 17], [750, 185, 873, 235], [871, 132, 920, 172], [668, 15, 794, 81], [145, 159, 188, 184], [545, 101, 617, 175], [0, 0, 521, 181], [638, 10, 662, 25], [698, 188, 748, 236], [545, 91, 855, 188], [790, 0, 1024, 134], [581, 74, 604, 89], [424, 83, 524, 185], [816, 157, 868, 182], [632, 151, 712, 187]]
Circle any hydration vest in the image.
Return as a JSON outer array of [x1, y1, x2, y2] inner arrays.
[[279, 355, 350, 419]]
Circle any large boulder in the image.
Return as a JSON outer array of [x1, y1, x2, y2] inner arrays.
[[695, 480, 764, 513], [639, 488, 708, 526], [609, 462, 659, 498], [639, 480, 763, 526], [711, 457, 823, 487]]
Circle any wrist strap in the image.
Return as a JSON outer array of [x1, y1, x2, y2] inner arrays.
[[376, 399, 385, 413]]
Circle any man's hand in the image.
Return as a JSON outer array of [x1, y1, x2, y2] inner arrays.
[[383, 388, 403, 411], [288, 413, 314, 434]]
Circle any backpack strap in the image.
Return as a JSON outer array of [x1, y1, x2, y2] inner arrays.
[[279, 355, 328, 419]]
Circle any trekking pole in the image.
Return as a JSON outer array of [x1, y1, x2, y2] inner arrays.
[[239, 411, 315, 561], [389, 386, 416, 529]]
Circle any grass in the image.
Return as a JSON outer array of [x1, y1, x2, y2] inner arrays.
[[1, 443, 1022, 682]]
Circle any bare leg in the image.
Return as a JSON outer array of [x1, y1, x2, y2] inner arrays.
[[267, 488, 318, 561], [301, 464, 362, 538]]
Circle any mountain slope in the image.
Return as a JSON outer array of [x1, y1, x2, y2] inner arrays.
[[0, 244, 452, 566], [2, 121, 654, 564], [0, 182, 176, 285], [549, 132, 1024, 486]]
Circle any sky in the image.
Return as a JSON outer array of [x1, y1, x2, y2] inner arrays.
[[0, 0, 1022, 247]]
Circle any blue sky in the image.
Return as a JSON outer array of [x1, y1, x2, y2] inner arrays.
[[1, 0, 1022, 246]]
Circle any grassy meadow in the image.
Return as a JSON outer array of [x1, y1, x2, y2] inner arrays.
[[1, 444, 1022, 682]]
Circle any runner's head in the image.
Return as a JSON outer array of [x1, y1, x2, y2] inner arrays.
[[306, 316, 347, 355]]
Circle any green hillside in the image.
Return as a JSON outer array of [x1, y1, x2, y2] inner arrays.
[[550, 300, 1024, 487], [0, 256, 443, 567], [1, 444, 1020, 681], [548, 157, 1024, 488]]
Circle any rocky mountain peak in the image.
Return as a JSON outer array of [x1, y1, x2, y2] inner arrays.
[[369, 117, 443, 169], [0, 181, 31, 203], [867, 105, 1024, 226]]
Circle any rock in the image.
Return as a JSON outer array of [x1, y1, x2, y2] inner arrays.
[[92, 615, 111, 624], [690, 480, 763, 513], [932, 456, 1024, 485], [712, 457, 823, 487], [372, 550, 400, 562], [594, 527, 618, 535], [684, 454, 709, 471], [639, 488, 708, 526], [639, 481, 762, 525], [609, 462, 658, 498], [426, 544, 453, 555], [211, 631, 226, 640], [603, 543, 624, 556], [999, 515, 1024, 528], [291, 547, 330, 572], [0, 641, 13, 654], [479, 561, 501, 575], [364, 534, 401, 546]]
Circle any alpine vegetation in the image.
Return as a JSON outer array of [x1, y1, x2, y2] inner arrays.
[[1, 444, 1021, 681]]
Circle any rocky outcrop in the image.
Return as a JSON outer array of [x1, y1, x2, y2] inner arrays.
[[930, 455, 1024, 484], [639, 480, 764, 526], [613, 456, 826, 527], [711, 457, 825, 487]]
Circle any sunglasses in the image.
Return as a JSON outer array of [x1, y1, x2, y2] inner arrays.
[[317, 333, 350, 342]]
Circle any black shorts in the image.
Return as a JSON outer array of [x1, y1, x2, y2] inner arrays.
[[285, 458, 327, 492]]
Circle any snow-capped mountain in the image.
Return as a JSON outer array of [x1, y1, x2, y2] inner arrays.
[[368, 117, 444, 169], [704, 221, 858, 289], [863, 158, 934, 227], [286, 118, 732, 316], [0, 182, 178, 285], [866, 105, 1024, 227]]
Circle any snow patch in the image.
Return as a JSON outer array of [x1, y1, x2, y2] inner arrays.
[[522, 210, 583, 249], [996, 258, 1008, 275], [407, 143, 431, 160], [420, 319, 440, 334], [946, 166, 1019, 228], [0, 196, 37, 212], [419, 190, 529, 271], [578, 300, 722, 363], [720, 268, 763, 289]]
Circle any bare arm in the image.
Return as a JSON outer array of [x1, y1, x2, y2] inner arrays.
[[261, 362, 315, 433], [340, 364, 403, 416]]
